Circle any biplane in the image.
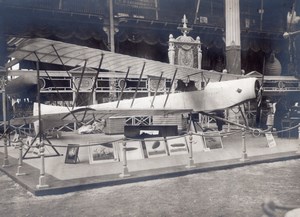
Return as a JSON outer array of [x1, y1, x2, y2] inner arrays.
[[3, 38, 259, 135]]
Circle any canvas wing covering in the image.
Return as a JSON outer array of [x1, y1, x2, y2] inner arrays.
[[7, 38, 246, 83]]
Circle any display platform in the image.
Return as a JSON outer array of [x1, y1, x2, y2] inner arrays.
[[0, 131, 300, 196]]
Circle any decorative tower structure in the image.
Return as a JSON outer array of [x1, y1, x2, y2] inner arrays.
[[154, 15, 202, 131], [168, 15, 202, 70]]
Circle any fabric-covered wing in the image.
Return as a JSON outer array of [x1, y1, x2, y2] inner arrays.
[[61, 108, 192, 122], [7, 38, 245, 82], [7, 108, 192, 128]]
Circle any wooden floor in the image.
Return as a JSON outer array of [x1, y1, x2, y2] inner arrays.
[[0, 131, 300, 196]]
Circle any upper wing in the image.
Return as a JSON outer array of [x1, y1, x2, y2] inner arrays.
[[7, 37, 245, 82]]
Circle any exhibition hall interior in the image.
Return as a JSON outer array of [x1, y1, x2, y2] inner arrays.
[[0, 0, 300, 214]]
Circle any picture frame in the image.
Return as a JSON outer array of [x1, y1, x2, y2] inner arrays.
[[118, 140, 144, 161], [203, 131, 223, 150], [88, 142, 117, 164], [166, 136, 188, 155], [144, 138, 167, 158], [65, 144, 80, 164]]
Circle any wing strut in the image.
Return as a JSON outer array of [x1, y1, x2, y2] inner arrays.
[[91, 53, 104, 95], [163, 69, 178, 108], [72, 60, 87, 109], [51, 45, 85, 102], [81, 53, 105, 122], [36, 60, 43, 140], [150, 71, 164, 108], [130, 62, 146, 108], [23, 59, 61, 159], [117, 66, 130, 108], [33, 52, 80, 123]]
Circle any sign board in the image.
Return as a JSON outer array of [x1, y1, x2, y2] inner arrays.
[[265, 132, 277, 148], [140, 130, 159, 136], [124, 125, 178, 138]]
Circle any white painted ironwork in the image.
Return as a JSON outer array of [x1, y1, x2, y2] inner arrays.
[[126, 116, 152, 126]]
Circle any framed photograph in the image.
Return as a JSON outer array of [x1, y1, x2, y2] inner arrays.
[[118, 140, 144, 161], [88, 142, 117, 164], [144, 138, 167, 158], [203, 131, 223, 150], [185, 134, 205, 152], [166, 136, 188, 155], [65, 144, 80, 164]]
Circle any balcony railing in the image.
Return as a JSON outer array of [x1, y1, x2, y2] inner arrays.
[[0, 0, 287, 33], [0, 0, 107, 16]]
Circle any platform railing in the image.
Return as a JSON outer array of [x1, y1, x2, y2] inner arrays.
[[2, 124, 300, 190]]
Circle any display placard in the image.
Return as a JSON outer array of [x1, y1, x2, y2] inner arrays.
[[118, 141, 144, 161], [203, 131, 223, 150], [144, 138, 167, 158], [265, 132, 277, 148], [166, 136, 188, 155]]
